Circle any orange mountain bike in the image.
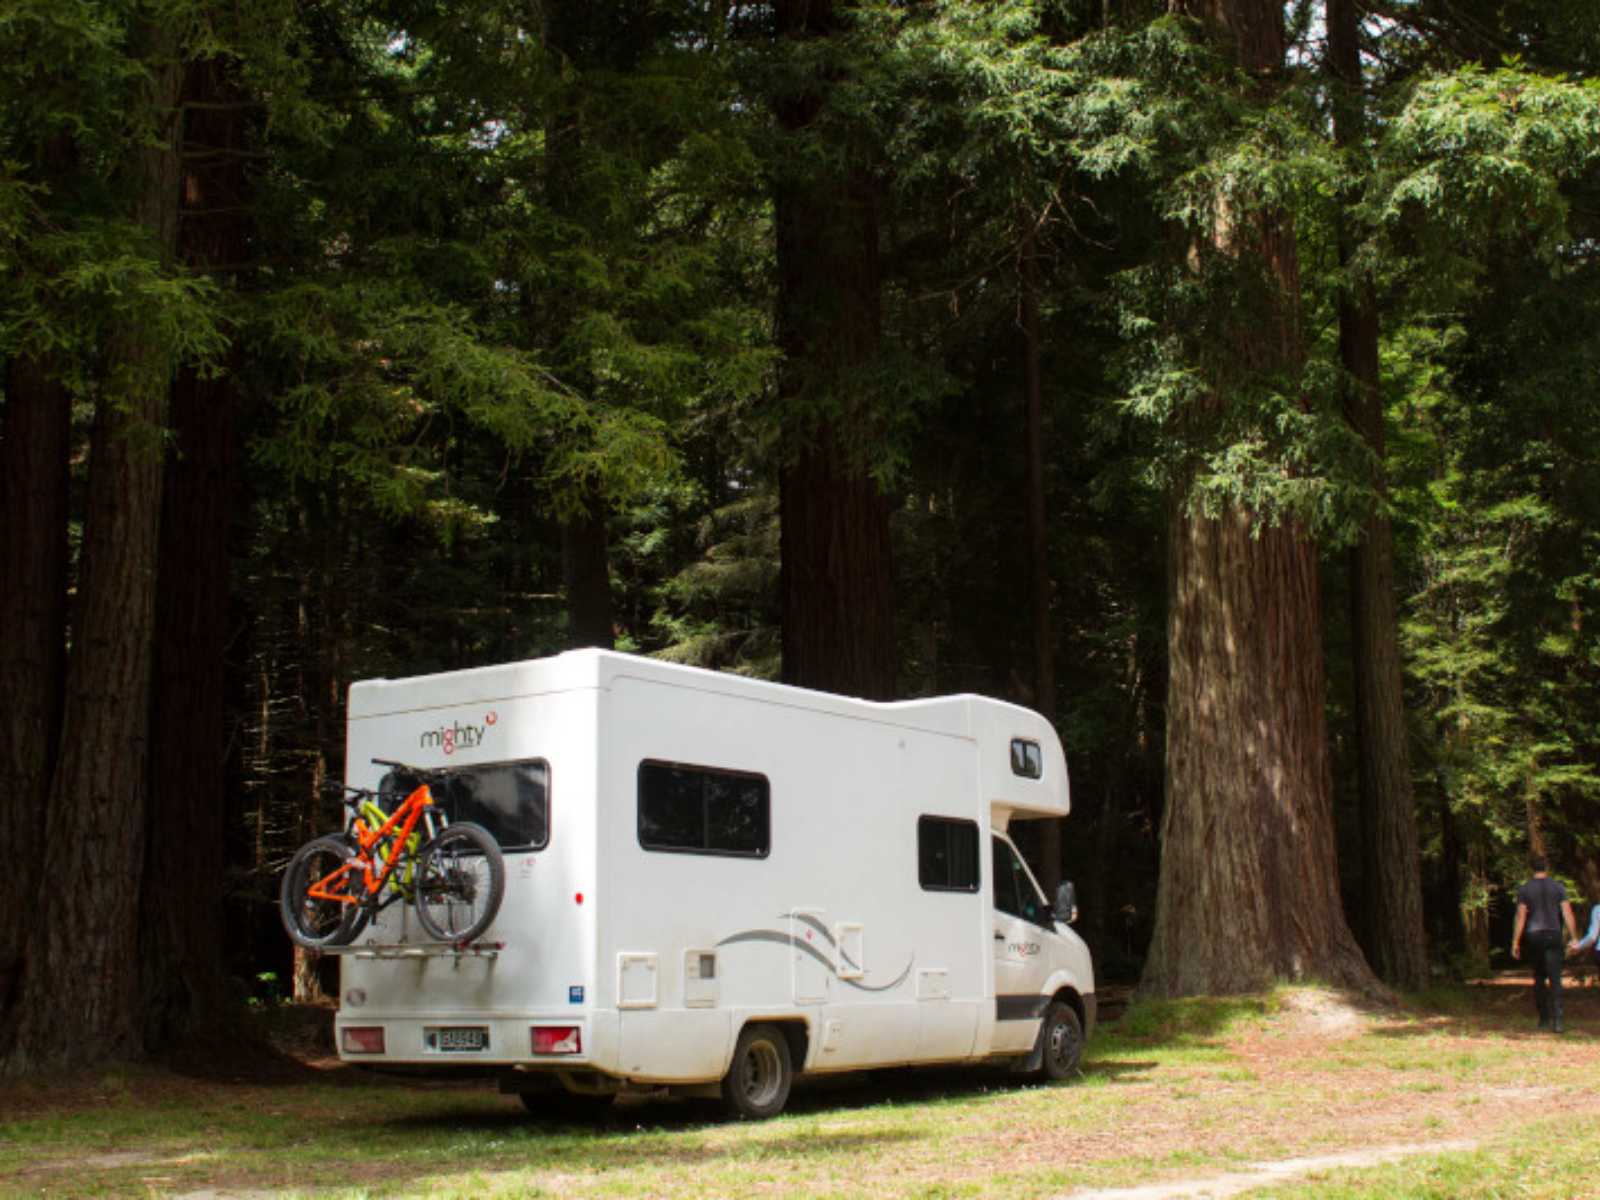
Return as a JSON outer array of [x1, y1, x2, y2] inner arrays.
[[279, 759, 505, 949]]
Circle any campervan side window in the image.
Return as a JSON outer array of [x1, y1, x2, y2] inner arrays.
[[1010, 738, 1043, 779], [637, 761, 770, 858], [918, 816, 980, 892], [378, 760, 549, 851]]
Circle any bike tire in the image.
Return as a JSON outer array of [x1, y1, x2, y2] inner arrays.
[[280, 834, 364, 949], [413, 822, 505, 944]]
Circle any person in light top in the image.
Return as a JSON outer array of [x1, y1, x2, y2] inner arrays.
[[1568, 901, 1600, 968]]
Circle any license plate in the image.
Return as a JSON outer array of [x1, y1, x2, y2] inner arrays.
[[429, 1026, 488, 1052]]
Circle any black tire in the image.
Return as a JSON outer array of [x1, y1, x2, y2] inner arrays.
[[280, 835, 363, 949], [721, 1023, 793, 1120], [1032, 1000, 1084, 1082], [413, 822, 505, 944]]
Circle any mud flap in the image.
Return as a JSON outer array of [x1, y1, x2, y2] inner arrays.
[[1015, 1021, 1047, 1075]]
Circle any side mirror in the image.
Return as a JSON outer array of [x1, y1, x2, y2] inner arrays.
[[1054, 881, 1078, 925]]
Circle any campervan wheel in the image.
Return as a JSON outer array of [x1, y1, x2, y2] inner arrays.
[[722, 1023, 793, 1120], [1036, 1000, 1084, 1081]]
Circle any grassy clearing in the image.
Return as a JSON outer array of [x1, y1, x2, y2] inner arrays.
[[1246, 1116, 1600, 1199], [1, 980, 1596, 1198]]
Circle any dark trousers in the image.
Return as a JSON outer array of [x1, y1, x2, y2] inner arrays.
[[1526, 929, 1564, 1023]]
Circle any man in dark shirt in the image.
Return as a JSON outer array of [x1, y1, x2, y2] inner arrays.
[[1511, 854, 1579, 1033]]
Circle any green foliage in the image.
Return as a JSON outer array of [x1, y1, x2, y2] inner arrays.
[[10, 0, 1600, 1002], [1370, 65, 1600, 309]]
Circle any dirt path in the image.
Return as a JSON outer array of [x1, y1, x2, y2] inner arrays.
[[1061, 1139, 1479, 1199]]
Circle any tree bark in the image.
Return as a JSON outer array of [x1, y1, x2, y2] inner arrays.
[[1145, 505, 1374, 994], [141, 53, 249, 1051], [562, 493, 614, 649], [539, 6, 617, 653], [1432, 786, 1468, 959], [1329, 0, 1429, 994], [2, 45, 184, 1074], [773, 0, 896, 701], [1021, 226, 1061, 893], [0, 354, 71, 1021], [1141, 0, 1379, 998]]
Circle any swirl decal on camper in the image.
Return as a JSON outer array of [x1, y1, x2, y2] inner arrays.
[[716, 915, 913, 994]]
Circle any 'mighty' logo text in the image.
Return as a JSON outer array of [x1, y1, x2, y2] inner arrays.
[[420, 711, 497, 756]]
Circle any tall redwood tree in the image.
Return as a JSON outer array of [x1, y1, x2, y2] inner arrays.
[[3, 35, 185, 1073], [772, 0, 896, 701], [1139, 0, 1378, 997], [140, 52, 252, 1047], [0, 352, 70, 1020], [1328, 0, 1429, 992]]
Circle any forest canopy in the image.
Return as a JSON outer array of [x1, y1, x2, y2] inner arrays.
[[2, 0, 1599, 1069]]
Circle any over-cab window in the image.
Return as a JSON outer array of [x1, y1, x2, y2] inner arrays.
[[918, 816, 980, 892], [638, 761, 770, 857], [379, 759, 549, 851], [1010, 738, 1043, 779]]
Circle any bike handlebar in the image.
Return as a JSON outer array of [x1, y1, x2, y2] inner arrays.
[[371, 757, 451, 779], [321, 761, 450, 812]]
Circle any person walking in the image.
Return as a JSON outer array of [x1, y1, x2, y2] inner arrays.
[[1511, 855, 1579, 1033], [1569, 901, 1600, 978]]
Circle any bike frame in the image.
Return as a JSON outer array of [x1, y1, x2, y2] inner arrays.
[[306, 784, 440, 911]]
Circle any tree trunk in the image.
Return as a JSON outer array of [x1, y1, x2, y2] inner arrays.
[[1463, 837, 1490, 972], [778, 431, 896, 699], [1141, 0, 1378, 998], [140, 53, 249, 1051], [562, 494, 614, 649], [537, 5, 617, 655], [1429, 780, 1468, 961], [0, 353, 71, 1021], [1020, 223, 1061, 894], [773, 0, 896, 701], [1328, 0, 1429, 993], [1145, 505, 1375, 994], [1, 46, 184, 1074]]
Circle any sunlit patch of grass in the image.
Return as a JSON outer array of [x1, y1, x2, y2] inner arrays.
[[1090, 994, 1273, 1067], [1116, 994, 1276, 1041], [1246, 1117, 1600, 1199]]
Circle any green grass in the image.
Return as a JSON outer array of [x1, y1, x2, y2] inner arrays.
[[1244, 1117, 1600, 1198], [1, 985, 1596, 1198]]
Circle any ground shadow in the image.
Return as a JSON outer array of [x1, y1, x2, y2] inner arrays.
[[1080, 1057, 1159, 1082], [1365, 973, 1600, 1041], [371, 1060, 1094, 1139]]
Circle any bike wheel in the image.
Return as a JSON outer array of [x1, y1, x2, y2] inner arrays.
[[413, 822, 505, 944], [280, 835, 363, 949]]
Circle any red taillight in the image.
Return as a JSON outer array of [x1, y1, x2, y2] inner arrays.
[[531, 1025, 582, 1055], [341, 1026, 386, 1054]]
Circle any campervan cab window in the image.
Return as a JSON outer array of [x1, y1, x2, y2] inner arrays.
[[378, 760, 549, 851], [918, 816, 980, 892], [992, 835, 1052, 928], [637, 761, 770, 857]]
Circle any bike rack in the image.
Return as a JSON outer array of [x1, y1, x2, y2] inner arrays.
[[312, 940, 505, 962]]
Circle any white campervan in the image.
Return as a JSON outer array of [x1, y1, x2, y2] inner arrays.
[[330, 649, 1094, 1118]]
